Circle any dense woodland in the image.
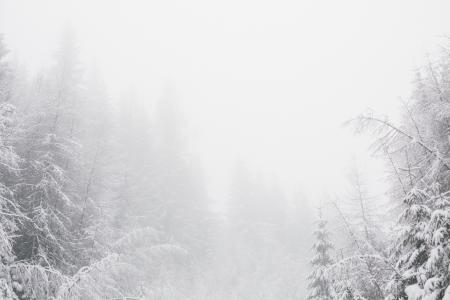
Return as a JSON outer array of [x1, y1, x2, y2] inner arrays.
[[0, 28, 450, 300], [0, 32, 310, 299]]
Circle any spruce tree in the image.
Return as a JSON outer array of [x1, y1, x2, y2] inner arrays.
[[307, 210, 334, 300]]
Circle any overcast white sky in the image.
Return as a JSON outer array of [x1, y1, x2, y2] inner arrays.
[[1, 0, 450, 207]]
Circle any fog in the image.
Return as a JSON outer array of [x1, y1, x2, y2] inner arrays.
[[4, 0, 450, 201], [1, 0, 450, 299]]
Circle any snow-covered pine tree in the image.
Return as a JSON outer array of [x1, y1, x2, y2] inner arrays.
[[11, 29, 86, 275], [351, 38, 450, 300], [0, 103, 24, 299], [307, 209, 334, 300], [383, 180, 450, 300]]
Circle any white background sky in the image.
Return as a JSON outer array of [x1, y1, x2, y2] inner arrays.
[[1, 0, 450, 207]]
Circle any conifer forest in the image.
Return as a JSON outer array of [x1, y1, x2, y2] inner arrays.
[[0, 0, 450, 299]]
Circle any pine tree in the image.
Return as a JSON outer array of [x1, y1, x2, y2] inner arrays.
[[383, 180, 450, 300], [0, 103, 24, 299], [8, 29, 86, 274], [351, 38, 450, 300], [307, 210, 334, 300]]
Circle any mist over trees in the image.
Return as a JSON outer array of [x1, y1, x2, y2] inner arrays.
[[0, 31, 311, 299], [1, 12, 450, 300]]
